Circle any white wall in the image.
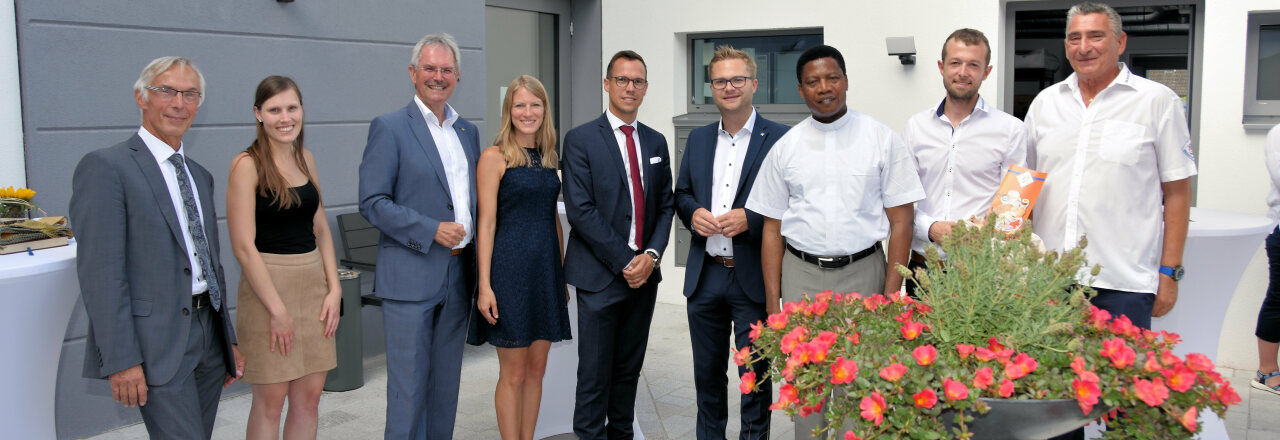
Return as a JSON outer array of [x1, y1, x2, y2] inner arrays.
[[602, 0, 1280, 370], [0, 0, 23, 188]]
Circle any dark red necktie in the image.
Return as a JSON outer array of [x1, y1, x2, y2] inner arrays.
[[620, 125, 645, 249]]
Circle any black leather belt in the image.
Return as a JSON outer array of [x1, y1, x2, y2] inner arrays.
[[786, 242, 880, 269], [708, 255, 735, 268], [192, 291, 211, 309]]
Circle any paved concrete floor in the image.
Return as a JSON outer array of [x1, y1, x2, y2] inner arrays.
[[85, 302, 1280, 439]]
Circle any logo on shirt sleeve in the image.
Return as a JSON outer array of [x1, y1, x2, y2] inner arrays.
[[1181, 142, 1195, 162]]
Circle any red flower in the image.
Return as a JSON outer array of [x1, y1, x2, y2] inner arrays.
[[843, 431, 862, 440], [1133, 377, 1170, 407], [956, 344, 976, 360], [780, 326, 809, 354], [1185, 353, 1214, 372], [986, 337, 1007, 352], [973, 367, 994, 389], [893, 310, 914, 323], [814, 290, 833, 303], [1160, 349, 1182, 368], [1070, 356, 1087, 375], [1088, 306, 1112, 330], [943, 378, 970, 401], [913, 345, 938, 366], [806, 300, 830, 317], [767, 313, 788, 330], [748, 321, 764, 342], [1143, 351, 1162, 373], [1100, 337, 1136, 369], [812, 331, 838, 350], [793, 342, 814, 364], [782, 356, 802, 381], [913, 388, 938, 409], [1215, 383, 1242, 406], [1108, 314, 1141, 339], [1004, 353, 1039, 380], [783, 301, 802, 315], [974, 347, 996, 362], [900, 320, 926, 340], [998, 378, 1015, 398], [771, 384, 799, 410], [1072, 377, 1101, 414], [1163, 364, 1198, 393], [862, 294, 887, 311], [994, 348, 1015, 364], [846, 332, 861, 345], [830, 356, 858, 385], [859, 392, 887, 426], [879, 363, 908, 382], [734, 346, 751, 367], [1180, 406, 1198, 432], [739, 371, 757, 394]]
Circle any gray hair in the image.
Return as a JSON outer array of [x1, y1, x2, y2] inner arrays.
[[133, 56, 206, 106], [1067, 2, 1124, 38], [410, 33, 461, 73]]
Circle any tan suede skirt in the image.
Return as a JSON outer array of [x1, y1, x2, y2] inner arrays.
[[236, 249, 336, 384]]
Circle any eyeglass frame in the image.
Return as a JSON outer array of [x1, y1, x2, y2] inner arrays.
[[608, 76, 648, 89], [414, 64, 458, 77], [709, 76, 755, 90], [144, 86, 203, 104]]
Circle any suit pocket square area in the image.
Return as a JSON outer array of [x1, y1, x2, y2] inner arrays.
[[649, 156, 662, 164]]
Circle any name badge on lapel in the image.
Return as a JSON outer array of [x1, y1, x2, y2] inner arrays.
[[649, 156, 662, 164]]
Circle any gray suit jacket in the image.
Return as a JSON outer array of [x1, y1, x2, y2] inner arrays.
[[71, 134, 237, 385], [357, 101, 480, 302]]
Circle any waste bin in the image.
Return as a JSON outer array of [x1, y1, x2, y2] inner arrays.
[[324, 270, 364, 391]]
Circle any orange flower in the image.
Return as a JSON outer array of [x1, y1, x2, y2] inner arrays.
[[780, 326, 809, 354], [998, 378, 1015, 398], [734, 346, 751, 367], [806, 300, 830, 317], [1070, 356, 1087, 375], [767, 313, 788, 330], [913, 345, 938, 366], [830, 356, 858, 385], [859, 391, 887, 426], [1004, 352, 1038, 380], [739, 371, 757, 394], [862, 294, 886, 311], [1072, 377, 1101, 414], [814, 290, 833, 303], [913, 388, 938, 409], [1163, 364, 1197, 393], [973, 367, 994, 390], [783, 301, 803, 315], [1133, 377, 1170, 407], [879, 363, 908, 382], [1214, 383, 1242, 406], [1108, 314, 1141, 339], [956, 344, 976, 360], [974, 347, 996, 362], [1143, 351, 1162, 373], [1179, 406, 1198, 432], [1100, 337, 1136, 369], [771, 384, 799, 410], [1088, 306, 1112, 330], [748, 321, 764, 342], [1160, 349, 1182, 368], [812, 331, 838, 350], [900, 320, 926, 340], [986, 337, 1007, 352], [1185, 353, 1214, 372], [943, 378, 969, 401]]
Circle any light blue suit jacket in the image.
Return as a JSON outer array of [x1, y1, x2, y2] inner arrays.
[[358, 101, 480, 302]]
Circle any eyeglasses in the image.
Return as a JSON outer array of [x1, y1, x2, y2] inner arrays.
[[415, 65, 457, 76], [609, 76, 648, 89], [145, 86, 202, 104], [710, 76, 754, 90]]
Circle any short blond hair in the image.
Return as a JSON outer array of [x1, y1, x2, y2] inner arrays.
[[709, 45, 756, 76]]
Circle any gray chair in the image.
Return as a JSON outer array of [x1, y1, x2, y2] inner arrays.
[[336, 213, 382, 306]]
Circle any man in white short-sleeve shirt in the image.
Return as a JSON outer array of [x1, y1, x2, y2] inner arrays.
[[1025, 2, 1196, 331], [904, 28, 1027, 296]]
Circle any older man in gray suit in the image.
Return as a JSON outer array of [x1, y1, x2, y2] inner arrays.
[[71, 56, 244, 439], [358, 33, 480, 440]]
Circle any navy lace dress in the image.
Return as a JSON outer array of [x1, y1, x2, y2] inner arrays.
[[468, 148, 572, 348]]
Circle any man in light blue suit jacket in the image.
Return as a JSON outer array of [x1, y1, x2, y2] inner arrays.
[[358, 33, 480, 440]]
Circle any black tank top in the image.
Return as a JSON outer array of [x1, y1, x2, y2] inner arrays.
[[254, 181, 319, 254]]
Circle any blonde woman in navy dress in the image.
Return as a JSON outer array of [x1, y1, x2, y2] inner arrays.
[[470, 75, 572, 440], [227, 76, 340, 440]]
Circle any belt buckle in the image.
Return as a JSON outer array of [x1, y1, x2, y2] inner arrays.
[[817, 256, 834, 269], [194, 295, 204, 310]]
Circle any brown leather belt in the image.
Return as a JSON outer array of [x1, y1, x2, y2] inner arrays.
[[192, 291, 211, 309], [451, 248, 463, 256], [708, 255, 735, 268], [786, 242, 880, 269]]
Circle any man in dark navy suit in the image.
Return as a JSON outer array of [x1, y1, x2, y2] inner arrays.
[[675, 45, 787, 440], [562, 50, 675, 440]]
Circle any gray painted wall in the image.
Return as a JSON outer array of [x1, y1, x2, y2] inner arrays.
[[14, 1, 487, 438]]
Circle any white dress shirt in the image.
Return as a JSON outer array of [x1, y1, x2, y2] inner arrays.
[[138, 127, 208, 296], [1025, 63, 1197, 293], [747, 110, 925, 256], [1266, 124, 1280, 227], [707, 109, 757, 257], [905, 96, 1027, 257], [415, 96, 473, 249], [605, 109, 647, 252]]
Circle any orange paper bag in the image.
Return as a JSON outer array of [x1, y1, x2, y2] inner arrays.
[[988, 165, 1047, 233]]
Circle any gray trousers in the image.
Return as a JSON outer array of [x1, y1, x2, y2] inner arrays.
[[138, 305, 228, 439], [781, 245, 886, 440]]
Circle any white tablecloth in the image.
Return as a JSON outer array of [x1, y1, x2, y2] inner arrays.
[[0, 239, 81, 439]]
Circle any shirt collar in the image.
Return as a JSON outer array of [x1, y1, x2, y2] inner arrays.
[[717, 108, 758, 137], [811, 108, 853, 132], [933, 95, 988, 119], [138, 126, 186, 165], [1063, 62, 1135, 95], [605, 108, 637, 132], [414, 95, 457, 127]]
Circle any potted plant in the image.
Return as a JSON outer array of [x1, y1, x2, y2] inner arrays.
[[738, 217, 1241, 439]]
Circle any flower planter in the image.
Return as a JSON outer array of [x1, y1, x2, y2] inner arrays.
[[942, 398, 1108, 440]]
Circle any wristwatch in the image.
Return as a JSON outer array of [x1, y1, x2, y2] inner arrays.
[[645, 249, 661, 266], [1159, 265, 1185, 282]]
